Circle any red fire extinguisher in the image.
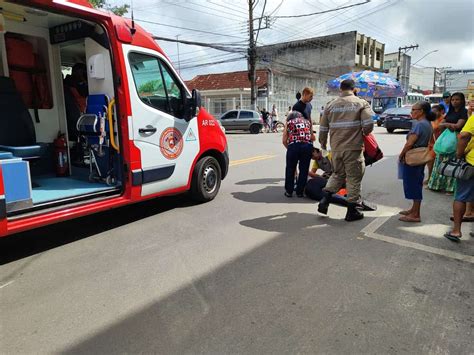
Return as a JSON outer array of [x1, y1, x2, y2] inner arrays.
[[54, 132, 69, 177]]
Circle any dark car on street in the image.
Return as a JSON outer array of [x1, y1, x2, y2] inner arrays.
[[219, 109, 263, 134], [381, 106, 414, 133]]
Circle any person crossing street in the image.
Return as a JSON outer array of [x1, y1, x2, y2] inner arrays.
[[317, 79, 375, 221]]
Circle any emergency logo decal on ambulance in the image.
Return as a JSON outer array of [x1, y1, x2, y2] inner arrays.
[[159, 127, 184, 160]]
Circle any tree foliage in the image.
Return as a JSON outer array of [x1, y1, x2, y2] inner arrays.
[[89, 0, 129, 16]]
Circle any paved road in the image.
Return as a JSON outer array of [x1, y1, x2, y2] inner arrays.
[[1, 127, 473, 354]]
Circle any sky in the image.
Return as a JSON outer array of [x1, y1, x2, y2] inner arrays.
[[109, 0, 474, 80]]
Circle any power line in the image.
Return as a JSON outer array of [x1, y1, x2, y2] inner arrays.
[[180, 56, 246, 70], [268, 0, 284, 16], [274, 0, 370, 19], [136, 18, 246, 40], [152, 35, 248, 53], [277, 0, 397, 43], [254, 0, 267, 43], [183, 0, 248, 20]]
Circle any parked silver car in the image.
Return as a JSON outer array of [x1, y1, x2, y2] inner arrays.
[[218, 109, 263, 134]]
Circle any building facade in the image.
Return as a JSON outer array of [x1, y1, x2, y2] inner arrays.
[[443, 69, 474, 98], [187, 31, 385, 120], [256, 31, 385, 113], [383, 52, 411, 93], [409, 66, 443, 94], [185, 70, 270, 117]]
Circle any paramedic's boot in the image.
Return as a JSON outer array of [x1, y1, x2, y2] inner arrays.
[[317, 191, 332, 215], [345, 202, 364, 222]]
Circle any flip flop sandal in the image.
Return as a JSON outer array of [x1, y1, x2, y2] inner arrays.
[[399, 210, 411, 216], [399, 216, 421, 222], [450, 216, 474, 222], [444, 232, 461, 242]]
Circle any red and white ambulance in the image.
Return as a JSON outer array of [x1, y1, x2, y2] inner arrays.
[[0, 0, 229, 237]]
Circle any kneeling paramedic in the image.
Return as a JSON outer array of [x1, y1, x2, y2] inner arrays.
[[318, 79, 375, 221]]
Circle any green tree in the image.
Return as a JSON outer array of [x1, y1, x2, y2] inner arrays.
[[89, 0, 129, 16], [139, 80, 164, 95]]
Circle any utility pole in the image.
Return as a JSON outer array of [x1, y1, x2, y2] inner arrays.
[[436, 66, 451, 93], [248, 0, 257, 110], [397, 44, 419, 81]]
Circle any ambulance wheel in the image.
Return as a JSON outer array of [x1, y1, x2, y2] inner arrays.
[[191, 156, 222, 202], [249, 124, 260, 134]]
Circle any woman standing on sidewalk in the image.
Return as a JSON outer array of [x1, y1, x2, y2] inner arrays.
[[444, 105, 474, 242], [398, 101, 435, 222], [282, 111, 315, 197], [428, 92, 468, 193], [425, 104, 445, 183]]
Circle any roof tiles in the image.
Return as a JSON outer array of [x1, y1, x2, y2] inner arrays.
[[185, 70, 268, 91]]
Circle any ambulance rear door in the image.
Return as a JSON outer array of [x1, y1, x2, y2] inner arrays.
[[123, 45, 200, 196]]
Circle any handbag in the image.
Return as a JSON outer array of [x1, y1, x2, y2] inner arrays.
[[433, 129, 458, 155], [438, 158, 474, 180], [405, 147, 434, 166]]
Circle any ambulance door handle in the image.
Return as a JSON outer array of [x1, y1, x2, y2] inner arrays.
[[139, 126, 157, 134]]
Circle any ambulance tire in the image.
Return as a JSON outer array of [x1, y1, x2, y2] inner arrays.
[[190, 156, 222, 203]]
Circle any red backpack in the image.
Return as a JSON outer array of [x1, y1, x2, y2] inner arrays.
[[363, 133, 383, 166]]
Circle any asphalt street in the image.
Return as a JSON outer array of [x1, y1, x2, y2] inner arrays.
[[1, 127, 473, 354]]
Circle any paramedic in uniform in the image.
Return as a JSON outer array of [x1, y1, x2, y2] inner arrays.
[[317, 79, 375, 221]]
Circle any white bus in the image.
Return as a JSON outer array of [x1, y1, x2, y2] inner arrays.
[[424, 94, 443, 105], [404, 92, 425, 105]]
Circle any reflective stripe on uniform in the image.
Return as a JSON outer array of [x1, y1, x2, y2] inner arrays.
[[362, 119, 374, 126], [328, 120, 362, 129], [319, 126, 329, 132]]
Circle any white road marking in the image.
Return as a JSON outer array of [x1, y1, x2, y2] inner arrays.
[[361, 216, 474, 264], [0, 280, 15, 289]]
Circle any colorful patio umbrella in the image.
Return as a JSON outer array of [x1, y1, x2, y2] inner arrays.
[[327, 70, 405, 98]]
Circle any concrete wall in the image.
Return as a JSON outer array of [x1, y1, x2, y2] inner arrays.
[[256, 31, 356, 79], [410, 66, 436, 92], [254, 31, 386, 119], [445, 70, 474, 97]]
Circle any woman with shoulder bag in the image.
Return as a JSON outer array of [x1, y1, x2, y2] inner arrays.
[[445, 99, 474, 242], [398, 101, 435, 222], [428, 92, 468, 193]]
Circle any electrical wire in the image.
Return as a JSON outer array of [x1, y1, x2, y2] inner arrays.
[[254, 0, 267, 43], [152, 35, 248, 53], [135, 18, 246, 40], [274, 0, 370, 19], [207, 0, 248, 16], [180, 56, 247, 70]]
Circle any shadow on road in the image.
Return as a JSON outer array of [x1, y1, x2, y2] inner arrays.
[[232, 186, 314, 204], [236, 178, 284, 185], [59, 209, 472, 354], [0, 195, 197, 265]]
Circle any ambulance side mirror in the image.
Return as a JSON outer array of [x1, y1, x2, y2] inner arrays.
[[183, 89, 201, 121]]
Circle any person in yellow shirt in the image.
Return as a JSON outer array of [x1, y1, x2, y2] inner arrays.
[[308, 148, 332, 179], [445, 99, 474, 242]]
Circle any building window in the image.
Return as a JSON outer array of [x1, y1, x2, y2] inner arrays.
[[356, 43, 361, 55], [376, 50, 381, 61]]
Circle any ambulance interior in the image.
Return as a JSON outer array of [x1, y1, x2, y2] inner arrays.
[[0, 3, 123, 217]]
